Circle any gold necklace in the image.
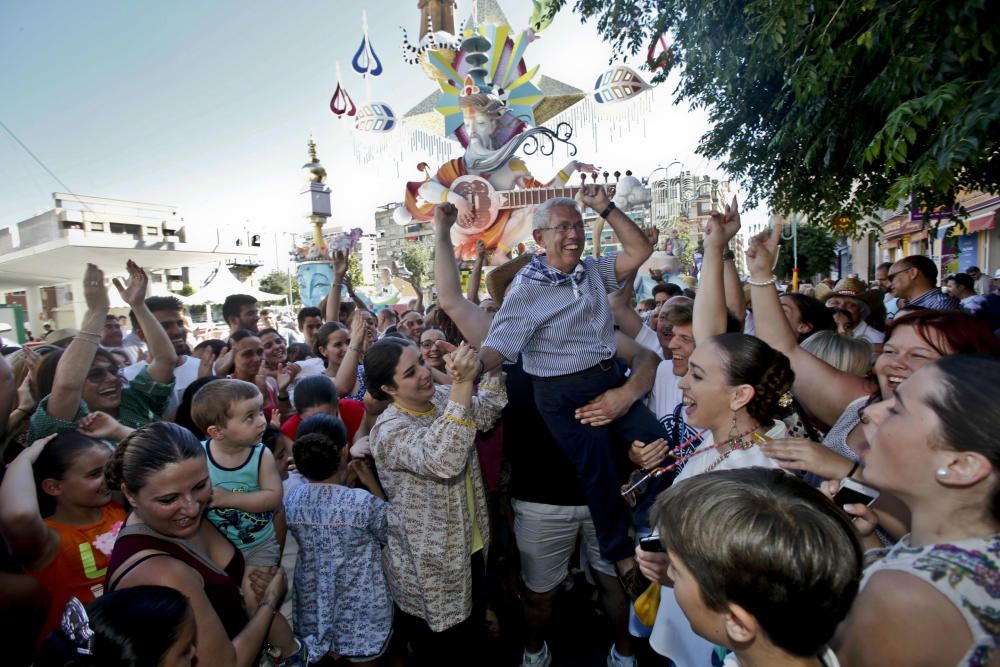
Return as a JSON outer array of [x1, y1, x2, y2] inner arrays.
[[703, 430, 768, 474], [395, 403, 436, 417]]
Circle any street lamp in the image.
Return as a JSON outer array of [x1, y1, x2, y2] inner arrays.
[[781, 213, 800, 292]]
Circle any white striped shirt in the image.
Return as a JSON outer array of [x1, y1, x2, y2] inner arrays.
[[483, 253, 621, 377]]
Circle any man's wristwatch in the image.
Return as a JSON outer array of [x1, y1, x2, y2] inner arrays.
[[599, 201, 617, 219]]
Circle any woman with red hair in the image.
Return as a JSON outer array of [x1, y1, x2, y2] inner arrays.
[[744, 225, 1000, 488]]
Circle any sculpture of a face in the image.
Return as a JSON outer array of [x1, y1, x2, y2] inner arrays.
[[297, 261, 334, 308], [462, 109, 496, 150]]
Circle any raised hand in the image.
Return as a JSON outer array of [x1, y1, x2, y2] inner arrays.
[[196, 345, 217, 378], [434, 202, 459, 230], [579, 183, 611, 212], [331, 249, 348, 280], [83, 264, 110, 312], [703, 196, 741, 252], [444, 343, 479, 384], [16, 375, 37, 413], [112, 260, 149, 308], [77, 411, 131, 441], [20, 433, 58, 464], [745, 222, 782, 279], [276, 362, 299, 394], [475, 239, 487, 258]]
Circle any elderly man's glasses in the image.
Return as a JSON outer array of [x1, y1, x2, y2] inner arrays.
[[537, 222, 585, 234]]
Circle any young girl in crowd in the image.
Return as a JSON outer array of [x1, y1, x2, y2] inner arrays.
[[0, 432, 126, 642], [284, 429, 391, 665], [226, 329, 288, 423], [35, 586, 196, 667], [313, 312, 373, 401]]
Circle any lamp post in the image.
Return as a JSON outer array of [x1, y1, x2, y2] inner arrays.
[[781, 214, 800, 293]]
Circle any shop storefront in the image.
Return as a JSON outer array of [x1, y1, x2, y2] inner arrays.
[[878, 215, 926, 264]]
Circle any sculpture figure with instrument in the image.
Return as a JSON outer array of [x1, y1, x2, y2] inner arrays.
[[405, 88, 596, 264]]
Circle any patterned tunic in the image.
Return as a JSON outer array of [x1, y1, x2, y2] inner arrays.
[[284, 483, 391, 659], [369, 374, 507, 632], [862, 534, 1000, 666]]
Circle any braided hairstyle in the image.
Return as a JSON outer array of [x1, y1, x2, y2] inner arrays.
[[710, 333, 795, 424], [105, 422, 205, 499]]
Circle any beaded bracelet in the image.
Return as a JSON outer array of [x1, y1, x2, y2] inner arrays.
[[746, 275, 777, 287]]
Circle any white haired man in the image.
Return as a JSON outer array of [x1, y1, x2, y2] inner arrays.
[[476, 188, 667, 601]]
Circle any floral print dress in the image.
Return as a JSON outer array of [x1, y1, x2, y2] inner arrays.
[[862, 533, 1000, 666]]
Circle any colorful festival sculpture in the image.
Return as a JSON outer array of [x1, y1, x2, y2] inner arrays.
[[398, 0, 600, 264]]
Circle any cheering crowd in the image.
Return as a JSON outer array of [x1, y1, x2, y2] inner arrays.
[[1, 187, 998, 667]]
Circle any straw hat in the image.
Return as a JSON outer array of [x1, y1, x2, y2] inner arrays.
[[485, 252, 534, 305], [831, 277, 866, 297]]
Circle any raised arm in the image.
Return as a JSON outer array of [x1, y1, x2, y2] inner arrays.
[[0, 354, 13, 438], [580, 185, 652, 281], [466, 240, 486, 304], [746, 225, 870, 425], [324, 250, 348, 324], [47, 264, 109, 421], [694, 199, 741, 343], [117, 260, 177, 383], [0, 435, 58, 567], [333, 312, 369, 398], [341, 273, 371, 314], [372, 345, 482, 479], [434, 204, 492, 347], [722, 248, 746, 328], [609, 270, 644, 338]]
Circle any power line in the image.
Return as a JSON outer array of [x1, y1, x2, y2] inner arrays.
[[0, 118, 107, 223]]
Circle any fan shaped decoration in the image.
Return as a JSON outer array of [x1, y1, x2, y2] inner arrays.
[[354, 103, 397, 133], [592, 65, 652, 104]]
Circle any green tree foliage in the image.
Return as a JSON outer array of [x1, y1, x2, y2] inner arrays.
[[259, 269, 298, 306], [773, 224, 838, 281], [399, 243, 432, 288], [555, 0, 999, 232], [347, 251, 365, 287]]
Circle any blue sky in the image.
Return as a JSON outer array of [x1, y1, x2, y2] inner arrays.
[[1, 0, 759, 266]]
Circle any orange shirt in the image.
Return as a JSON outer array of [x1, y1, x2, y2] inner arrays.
[[29, 502, 126, 640]]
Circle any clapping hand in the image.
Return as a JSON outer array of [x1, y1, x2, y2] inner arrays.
[[276, 362, 300, 393], [77, 411, 131, 441], [745, 222, 782, 280], [443, 342, 479, 384], [112, 260, 149, 308], [331, 249, 348, 281], [83, 264, 110, 312], [703, 195, 741, 252]]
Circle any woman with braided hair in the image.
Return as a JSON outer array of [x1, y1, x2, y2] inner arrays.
[[631, 200, 809, 666]]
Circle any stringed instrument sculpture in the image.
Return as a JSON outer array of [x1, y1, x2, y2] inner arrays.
[[450, 171, 625, 231]]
